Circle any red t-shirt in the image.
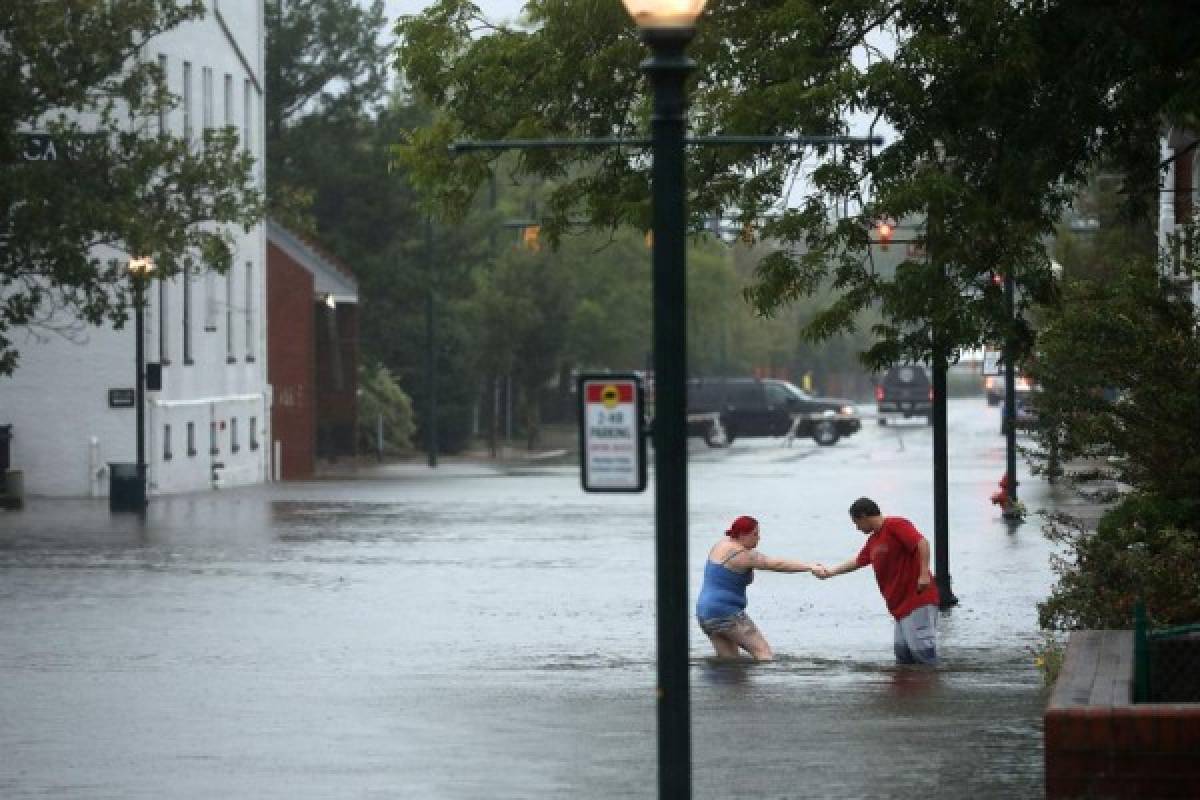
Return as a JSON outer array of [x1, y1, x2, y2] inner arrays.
[[855, 516, 940, 619]]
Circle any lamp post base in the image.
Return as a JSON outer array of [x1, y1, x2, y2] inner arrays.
[[937, 574, 959, 610]]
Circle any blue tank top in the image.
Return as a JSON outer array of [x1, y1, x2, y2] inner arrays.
[[696, 555, 753, 621]]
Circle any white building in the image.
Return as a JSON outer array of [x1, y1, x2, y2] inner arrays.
[[0, 2, 269, 497], [1158, 129, 1200, 308]]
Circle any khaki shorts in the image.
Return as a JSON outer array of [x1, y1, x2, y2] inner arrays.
[[894, 604, 938, 665], [698, 611, 758, 637]]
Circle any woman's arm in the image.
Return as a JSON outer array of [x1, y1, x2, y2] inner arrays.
[[746, 551, 814, 573]]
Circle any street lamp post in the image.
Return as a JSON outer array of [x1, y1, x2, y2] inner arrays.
[[621, 0, 705, 795], [1003, 269, 1019, 504], [128, 256, 155, 509]]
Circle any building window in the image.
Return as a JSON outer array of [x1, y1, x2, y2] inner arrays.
[[163, 424, 173, 460], [1192, 151, 1200, 220], [202, 67, 213, 136], [250, 416, 259, 451], [226, 267, 235, 361], [210, 421, 219, 455], [182, 61, 192, 145], [187, 422, 197, 457], [158, 275, 169, 364], [243, 79, 252, 156], [183, 264, 193, 364], [231, 417, 240, 454], [244, 260, 255, 361], [224, 74, 233, 129], [205, 266, 218, 331], [157, 55, 169, 135]]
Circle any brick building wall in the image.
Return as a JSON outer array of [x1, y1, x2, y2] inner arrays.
[[266, 241, 315, 479]]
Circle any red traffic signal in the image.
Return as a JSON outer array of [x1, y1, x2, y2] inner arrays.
[[876, 221, 893, 250]]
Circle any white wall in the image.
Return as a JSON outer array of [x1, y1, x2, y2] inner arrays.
[[0, 3, 269, 497]]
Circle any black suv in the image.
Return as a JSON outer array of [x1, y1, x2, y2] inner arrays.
[[687, 377, 861, 446], [876, 365, 932, 425]]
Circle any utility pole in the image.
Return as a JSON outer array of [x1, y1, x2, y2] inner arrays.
[[424, 216, 438, 468]]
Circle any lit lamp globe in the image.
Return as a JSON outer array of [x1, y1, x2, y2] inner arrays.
[[621, 0, 706, 29], [127, 256, 155, 278]]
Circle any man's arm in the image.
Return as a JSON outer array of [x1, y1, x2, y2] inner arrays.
[[813, 558, 862, 579], [916, 538, 933, 592]]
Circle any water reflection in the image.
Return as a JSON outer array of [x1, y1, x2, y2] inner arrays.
[[883, 664, 940, 699], [699, 656, 755, 686]]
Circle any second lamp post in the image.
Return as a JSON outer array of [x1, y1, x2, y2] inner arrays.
[[128, 256, 155, 510]]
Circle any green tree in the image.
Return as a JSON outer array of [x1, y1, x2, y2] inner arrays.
[[394, 0, 1198, 372], [1, 1, 262, 375], [562, 229, 654, 373], [265, 0, 391, 229], [1028, 262, 1200, 507], [472, 238, 575, 448], [264, 2, 493, 454]]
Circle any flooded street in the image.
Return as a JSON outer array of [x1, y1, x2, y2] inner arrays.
[[0, 397, 1083, 798]]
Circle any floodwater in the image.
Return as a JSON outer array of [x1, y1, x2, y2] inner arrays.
[[0, 397, 1088, 798]]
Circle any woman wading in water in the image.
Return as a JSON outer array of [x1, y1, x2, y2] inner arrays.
[[695, 515, 815, 661]]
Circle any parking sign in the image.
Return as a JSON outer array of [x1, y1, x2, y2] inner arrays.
[[578, 374, 646, 492]]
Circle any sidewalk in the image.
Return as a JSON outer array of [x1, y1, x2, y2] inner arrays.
[[317, 424, 580, 479]]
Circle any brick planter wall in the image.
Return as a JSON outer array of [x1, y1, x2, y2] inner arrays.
[[1045, 630, 1200, 798]]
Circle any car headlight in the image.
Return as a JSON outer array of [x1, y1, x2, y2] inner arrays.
[[839, 405, 856, 416]]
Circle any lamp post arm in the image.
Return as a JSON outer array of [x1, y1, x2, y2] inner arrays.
[[449, 134, 884, 155]]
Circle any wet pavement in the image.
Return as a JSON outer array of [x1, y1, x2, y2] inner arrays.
[[0, 397, 1091, 798]]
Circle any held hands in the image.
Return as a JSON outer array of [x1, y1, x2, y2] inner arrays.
[[812, 563, 832, 580]]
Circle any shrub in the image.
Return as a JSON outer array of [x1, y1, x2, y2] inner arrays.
[[1038, 493, 1200, 631], [357, 363, 416, 455]]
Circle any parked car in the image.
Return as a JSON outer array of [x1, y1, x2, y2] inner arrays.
[[687, 377, 861, 447], [1001, 382, 1039, 435], [985, 372, 1033, 407], [876, 364, 932, 425]]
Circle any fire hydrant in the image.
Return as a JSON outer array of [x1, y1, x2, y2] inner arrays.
[[990, 473, 1026, 520]]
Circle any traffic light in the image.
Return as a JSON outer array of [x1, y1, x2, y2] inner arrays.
[[876, 221, 893, 251], [521, 224, 541, 252]]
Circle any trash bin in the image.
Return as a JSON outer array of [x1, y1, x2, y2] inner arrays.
[[1, 469, 23, 511], [109, 462, 146, 512], [0, 424, 11, 472]]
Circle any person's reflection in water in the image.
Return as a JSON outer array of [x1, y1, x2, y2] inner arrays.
[[700, 656, 753, 686], [885, 664, 939, 699]]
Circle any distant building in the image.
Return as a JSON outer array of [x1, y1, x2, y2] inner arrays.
[[1158, 129, 1200, 308], [0, 3, 269, 497], [266, 221, 359, 479]]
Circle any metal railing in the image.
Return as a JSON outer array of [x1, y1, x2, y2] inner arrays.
[[1133, 600, 1200, 702]]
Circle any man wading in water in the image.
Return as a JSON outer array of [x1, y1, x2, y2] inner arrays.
[[813, 497, 940, 665]]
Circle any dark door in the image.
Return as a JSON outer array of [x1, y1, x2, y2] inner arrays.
[[762, 381, 798, 435], [724, 380, 770, 435]]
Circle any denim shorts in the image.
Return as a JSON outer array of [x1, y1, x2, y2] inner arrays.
[[698, 611, 757, 637]]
